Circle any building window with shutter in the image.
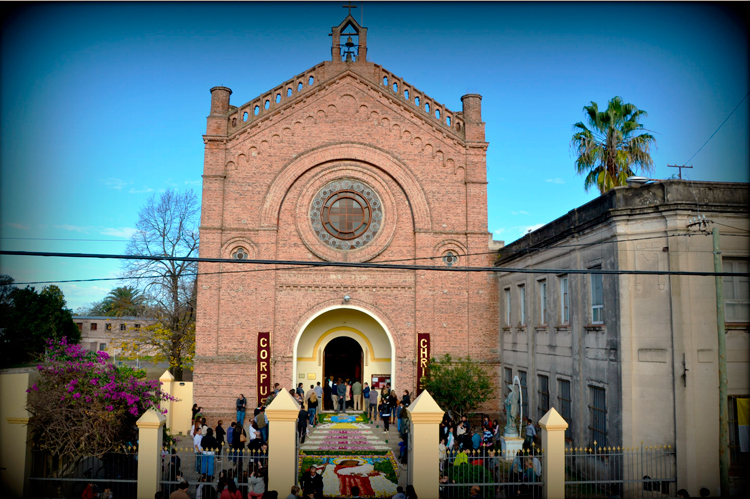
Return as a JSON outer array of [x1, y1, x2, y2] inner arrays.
[[724, 259, 749, 323], [519, 284, 526, 326], [560, 276, 569, 324], [589, 385, 607, 447], [590, 268, 603, 324], [537, 374, 549, 421], [558, 378, 572, 439], [539, 280, 547, 325], [505, 288, 511, 326], [519, 370, 528, 419]]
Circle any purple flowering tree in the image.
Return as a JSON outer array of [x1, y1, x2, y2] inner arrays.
[[26, 337, 175, 475]]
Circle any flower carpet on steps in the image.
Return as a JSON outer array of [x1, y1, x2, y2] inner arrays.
[[301, 424, 388, 451], [299, 413, 399, 497]]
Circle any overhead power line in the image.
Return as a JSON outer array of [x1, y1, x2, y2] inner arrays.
[[684, 90, 750, 165], [1, 235, 721, 286], [1, 250, 747, 278]]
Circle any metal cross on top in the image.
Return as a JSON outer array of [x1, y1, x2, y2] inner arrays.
[[343, 2, 357, 16]]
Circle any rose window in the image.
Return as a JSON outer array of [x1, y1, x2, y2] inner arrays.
[[310, 179, 382, 250]]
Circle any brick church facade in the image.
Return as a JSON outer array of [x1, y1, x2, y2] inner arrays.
[[194, 15, 500, 418]]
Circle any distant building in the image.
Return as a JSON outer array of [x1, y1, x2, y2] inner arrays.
[[495, 179, 749, 494], [73, 316, 158, 357]]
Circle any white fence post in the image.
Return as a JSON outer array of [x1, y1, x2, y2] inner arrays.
[[539, 407, 568, 499], [136, 408, 166, 499], [265, 389, 300, 493], [159, 370, 175, 431], [406, 390, 444, 499]]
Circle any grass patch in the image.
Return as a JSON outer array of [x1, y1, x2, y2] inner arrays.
[[373, 459, 397, 483], [299, 456, 327, 478], [317, 412, 369, 424]]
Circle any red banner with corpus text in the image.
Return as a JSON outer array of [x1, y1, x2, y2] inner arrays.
[[257, 332, 271, 405]]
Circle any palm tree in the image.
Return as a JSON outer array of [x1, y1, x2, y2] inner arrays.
[[101, 286, 145, 317], [571, 96, 657, 194]]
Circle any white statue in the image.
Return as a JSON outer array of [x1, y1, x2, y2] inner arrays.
[[504, 384, 519, 436]]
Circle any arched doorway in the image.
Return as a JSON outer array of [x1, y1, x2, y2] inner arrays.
[[293, 307, 395, 400], [324, 336, 363, 386]]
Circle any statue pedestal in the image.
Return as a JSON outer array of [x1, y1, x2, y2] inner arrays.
[[500, 435, 524, 461]]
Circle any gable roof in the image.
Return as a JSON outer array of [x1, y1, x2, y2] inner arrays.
[[223, 60, 467, 143]]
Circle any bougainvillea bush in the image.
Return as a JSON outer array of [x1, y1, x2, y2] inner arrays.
[[27, 337, 175, 465]]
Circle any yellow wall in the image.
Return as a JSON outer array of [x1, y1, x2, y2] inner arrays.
[[0, 371, 35, 498], [295, 308, 392, 390]]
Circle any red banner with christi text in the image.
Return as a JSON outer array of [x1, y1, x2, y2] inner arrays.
[[257, 332, 271, 405], [417, 333, 430, 395]]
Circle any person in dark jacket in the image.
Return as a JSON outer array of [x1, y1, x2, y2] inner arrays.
[[215, 420, 226, 449], [323, 381, 332, 411], [336, 378, 347, 413], [331, 380, 339, 412], [402, 390, 411, 407], [231, 423, 246, 471], [200, 427, 219, 479], [299, 466, 323, 499], [297, 407, 309, 443]]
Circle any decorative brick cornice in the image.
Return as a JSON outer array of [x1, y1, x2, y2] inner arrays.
[[278, 285, 413, 291], [227, 64, 466, 143]]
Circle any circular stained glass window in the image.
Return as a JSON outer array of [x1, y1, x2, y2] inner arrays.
[[232, 247, 248, 260], [310, 179, 382, 250], [443, 251, 458, 267]]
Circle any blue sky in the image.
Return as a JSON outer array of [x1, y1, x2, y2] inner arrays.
[[1, 2, 748, 310]]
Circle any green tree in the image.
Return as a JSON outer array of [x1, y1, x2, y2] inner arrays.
[[121, 189, 199, 380], [571, 96, 657, 194], [420, 353, 494, 419], [27, 338, 173, 479], [0, 282, 80, 367], [101, 285, 146, 317]]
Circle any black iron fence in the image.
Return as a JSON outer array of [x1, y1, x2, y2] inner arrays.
[[29, 448, 138, 499], [565, 443, 676, 499], [159, 444, 269, 498], [439, 448, 544, 499]]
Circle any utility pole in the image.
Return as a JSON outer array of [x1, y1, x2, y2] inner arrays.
[[713, 226, 730, 496], [667, 164, 693, 179]]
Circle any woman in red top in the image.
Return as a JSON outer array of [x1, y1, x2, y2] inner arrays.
[[81, 483, 97, 499], [219, 480, 242, 499]]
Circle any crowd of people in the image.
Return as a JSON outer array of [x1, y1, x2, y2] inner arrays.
[[160, 380, 418, 499], [161, 398, 274, 499], [436, 412, 545, 499]]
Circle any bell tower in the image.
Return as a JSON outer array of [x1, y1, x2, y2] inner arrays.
[[330, 4, 367, 63]]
